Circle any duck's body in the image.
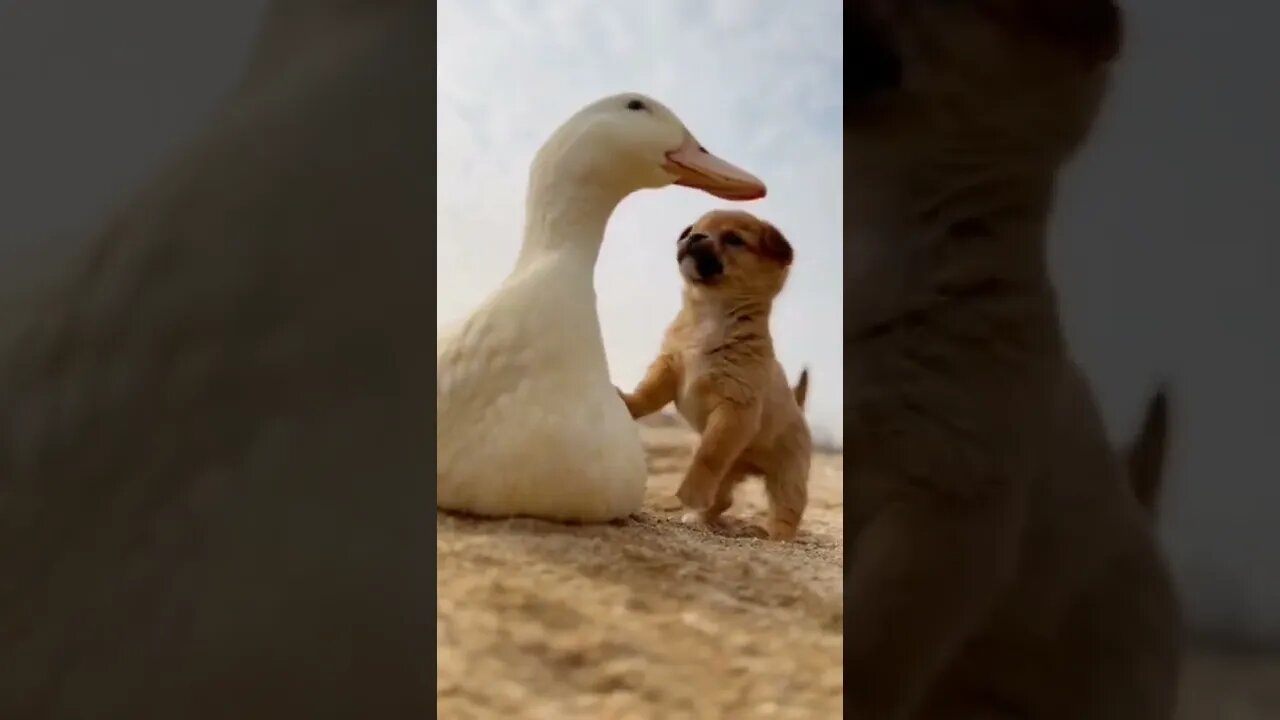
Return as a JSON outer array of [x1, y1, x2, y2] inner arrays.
[[436, 92, 765, 522], [437, 252, 645, 521]]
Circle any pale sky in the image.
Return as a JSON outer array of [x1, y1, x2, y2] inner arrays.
[[435, 0, 844, 445]]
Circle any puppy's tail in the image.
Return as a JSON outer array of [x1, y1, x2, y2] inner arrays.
[[793, 367, 810, 410], [1124, 384, 1171, 517]]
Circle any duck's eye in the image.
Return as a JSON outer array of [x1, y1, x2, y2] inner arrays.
[[678, 225, 692, 242], [626, 99, 647, 112], [722, 232, 745, 247]]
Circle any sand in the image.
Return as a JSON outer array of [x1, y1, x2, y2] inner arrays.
[[437, 415, 1280, 719], [437, 416, 844, 719]]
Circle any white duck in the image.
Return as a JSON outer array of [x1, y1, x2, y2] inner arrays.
[[437, 92, 766, 522]]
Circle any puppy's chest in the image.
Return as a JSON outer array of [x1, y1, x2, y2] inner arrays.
[[672, 350, 719, 432]]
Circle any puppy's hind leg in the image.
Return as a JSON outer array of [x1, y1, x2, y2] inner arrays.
[[763, 453, 809, 541]]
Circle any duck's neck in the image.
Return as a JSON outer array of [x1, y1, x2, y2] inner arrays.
[[845, 143, 1063, 342], [514, 171, 627, 272]]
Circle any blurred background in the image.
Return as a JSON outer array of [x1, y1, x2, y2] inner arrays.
[[1, 0, 1277, 715]]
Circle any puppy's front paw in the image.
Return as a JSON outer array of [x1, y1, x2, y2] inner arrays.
[[681, 512, 768, 539], [675, 479, 715, 511], [615, 387, 638, 417], [767, 526, 798, 542], [680, 510, 707, 526]]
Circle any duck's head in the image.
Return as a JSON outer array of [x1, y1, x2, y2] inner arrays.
[[531, 93, 766, 202]]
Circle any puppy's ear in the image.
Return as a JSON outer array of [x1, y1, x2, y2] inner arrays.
[[757, 222, 794, 267]]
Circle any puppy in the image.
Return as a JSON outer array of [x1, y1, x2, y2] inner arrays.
[[620, 210, 811, 540], [843, 2, 1180, 719]]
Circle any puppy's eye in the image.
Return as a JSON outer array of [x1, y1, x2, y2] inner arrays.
[[626, 99, 647, 112], [722, 232, 745, 247], [678, 225, 692, 242]]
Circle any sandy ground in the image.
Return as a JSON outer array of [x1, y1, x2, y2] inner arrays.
[[437, 415, 1280, 719], [437, 415, 844, 719]]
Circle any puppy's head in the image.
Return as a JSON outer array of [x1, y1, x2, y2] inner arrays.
[[846, 0, 1124, 163], [676, 210, 793, 297]]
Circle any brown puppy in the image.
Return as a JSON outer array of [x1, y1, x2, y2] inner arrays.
[[620, 209, 812, 540], [843, 2, 1180, 719]]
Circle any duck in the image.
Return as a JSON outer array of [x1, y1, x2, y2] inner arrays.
[[436, 92, 767, 522]]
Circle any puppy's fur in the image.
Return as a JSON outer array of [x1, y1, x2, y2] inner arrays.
[[621, 210, 811, 540], [843, 2, 1180, 719]]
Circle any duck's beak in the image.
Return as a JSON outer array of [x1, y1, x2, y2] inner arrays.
[[663, 133, 766, 201]]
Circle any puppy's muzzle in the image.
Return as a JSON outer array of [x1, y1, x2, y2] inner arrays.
[[677, 233, 724, 281]]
